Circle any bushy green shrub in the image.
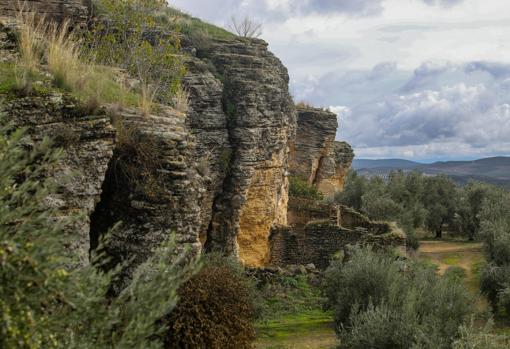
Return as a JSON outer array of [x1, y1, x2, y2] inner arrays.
[[324, 247, 474, 349], [89, 0, 185, 113], [339, 303, 416, 349], [453, 319, 510, 349], [324, 247, 404, 327], [164, 256, 256, 349], [289, 176, 324, 201], [405, 226, 421, 251], [479, 188, 510, 316], [480, 263, 510, 311]]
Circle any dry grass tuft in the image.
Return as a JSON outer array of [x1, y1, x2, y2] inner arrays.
[[14, 8, 45, 92], [13, 7, 138, 111], [139, 84, 157, 117], [173, 86, 189, 113], [47, 20, 83, 90]]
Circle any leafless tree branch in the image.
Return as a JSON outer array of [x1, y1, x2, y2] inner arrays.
[[230, 16, 262, 38]]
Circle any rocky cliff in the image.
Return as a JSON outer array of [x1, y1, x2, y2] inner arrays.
[[289, 106, 354, 199], [0, 1, 355, 270], [184, 38, 296, 267]]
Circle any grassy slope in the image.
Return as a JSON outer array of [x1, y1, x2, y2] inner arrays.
[[165, 7, 235, 40]]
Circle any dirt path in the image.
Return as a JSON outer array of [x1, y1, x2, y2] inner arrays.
[[418, 240, 483, 275]]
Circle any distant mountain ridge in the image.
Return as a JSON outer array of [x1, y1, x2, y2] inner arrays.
[[353, 159, 422, 170], [353, 156, 510, 188]]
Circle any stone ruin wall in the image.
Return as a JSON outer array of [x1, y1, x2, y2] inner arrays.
[[269, 198, 405, 269]]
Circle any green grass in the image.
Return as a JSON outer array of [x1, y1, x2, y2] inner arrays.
[[256, 309, 334, 343], [443, 254, 461, 265], [255, 310, 336, 349], [165, 7, 236, 40], [0, 60, 140, 109], [254, 275, 336, 349], [0, 62, 18, 94], [75, 66, 140, 107]]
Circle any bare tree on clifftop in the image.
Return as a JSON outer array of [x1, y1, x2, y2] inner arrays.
[[230, 16, 263, 38]]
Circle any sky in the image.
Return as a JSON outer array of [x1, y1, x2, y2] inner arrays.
[[171, 0, 510, 161]]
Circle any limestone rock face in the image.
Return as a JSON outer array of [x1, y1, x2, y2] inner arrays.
[[0, 0, 88, 27], [89, 107, 202, 286], [289, 106, 354, 198], [184, 38, 296, 267], [315, 141, 354, 195], [1, 93, 115, 266]]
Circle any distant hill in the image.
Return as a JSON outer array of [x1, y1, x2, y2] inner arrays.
[[354, 156, 510, 188], [353, 159, 422, 170]]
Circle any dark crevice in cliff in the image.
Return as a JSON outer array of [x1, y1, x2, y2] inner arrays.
[[204, 73, 237, 254], [312, 156, 327, 187], [88, 151, 133, 269], [89, 156, 118, 257]]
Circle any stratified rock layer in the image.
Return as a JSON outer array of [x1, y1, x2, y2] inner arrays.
[[185, 38, 296, 267], [0, 0, 87, 26], [1, 93, 115, 266], [289, 106, 354, 198], [89, 107, 202, 286]]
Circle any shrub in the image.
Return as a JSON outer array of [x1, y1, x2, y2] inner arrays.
[[323, 246, 404, 327], [479, 188, 510, 315], [445, 266, 467, 281], [13, 8, 139, 108], [405, 227, 420, 251], [89, 0, 185, 113], [112, 119, 167, 199], [339, 303, 416, 349], [164, 258, 256, 349], [229, 16, 262, 38], [480, 263, 510, 311], [14, 9, 45, 93], [289, 176, 324, 201], [453, 319, 510, 349], [324, 247, 474, 349]]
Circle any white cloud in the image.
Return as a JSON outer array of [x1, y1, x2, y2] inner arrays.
[[171, 0, 510, 160]]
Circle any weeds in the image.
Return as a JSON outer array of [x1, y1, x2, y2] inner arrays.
[[112, 118, 166, 200], [12, 7, 142, 110], [14, 9, 45, 93], [173, 86, 189, 113]]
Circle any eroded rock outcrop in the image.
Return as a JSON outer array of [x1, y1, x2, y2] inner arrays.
[[289, 106, 354, 198], [0, 93, 115, 266], [0, 0, 88, 27], [185, 38, 296, 267], [1, 3, 359, 271], [89, 107, 202, 285]]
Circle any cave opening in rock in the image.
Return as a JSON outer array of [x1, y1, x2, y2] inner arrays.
[[89, 156, 119, 256]]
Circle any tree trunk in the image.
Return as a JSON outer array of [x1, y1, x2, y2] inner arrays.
[[435, 229, 442, 239]]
